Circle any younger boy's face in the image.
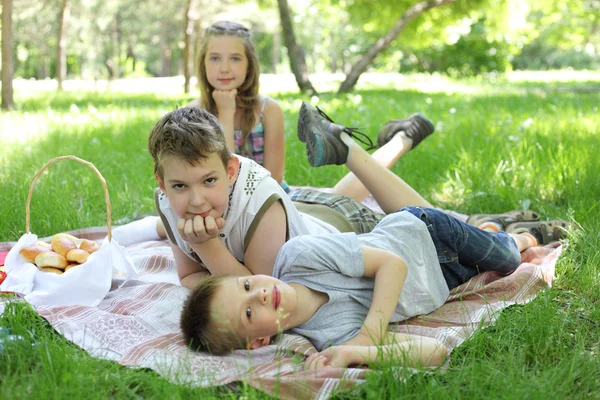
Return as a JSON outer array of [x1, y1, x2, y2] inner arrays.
[[211, 275, 298, 346], [157, 154, 238, 220]]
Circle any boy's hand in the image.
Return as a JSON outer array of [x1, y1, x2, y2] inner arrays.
[[212, 89, 237, 115], [304, 346, 351, 370], [177, 216, 226, 244]]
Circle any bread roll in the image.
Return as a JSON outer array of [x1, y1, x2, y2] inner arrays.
[[66, 249, 90, 264], [37, 241, 52, 248], [20, 245, 52, 263], [80, 239, 100, 254], [65, 264, 79, 272], [41, 267, 64, 275], [35, 251, 68, 269], [51, 235, 78, 258], [53, 233, 80, 243]]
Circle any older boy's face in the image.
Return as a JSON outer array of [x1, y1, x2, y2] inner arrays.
[[158, 154, 238, 220], [211, 275, 298, 344]]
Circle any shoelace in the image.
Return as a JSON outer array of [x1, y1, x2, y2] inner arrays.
[[316, 106, 377, 151]]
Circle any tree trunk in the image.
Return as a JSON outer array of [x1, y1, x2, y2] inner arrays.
[[272, 29, 280, 74], [193, 17, 202, 82], [276, 0, 316, 94], [160, 23, 172, 77], [56, 0, 70, 91], [338, 0, 456, 93], [1, 0, 14, 110], [110, 15, 120, 79], [183, 0, 198, 94]]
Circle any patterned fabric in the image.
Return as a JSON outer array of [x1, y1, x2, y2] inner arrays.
[[234, 97, 269, 163], [0, 227, 561, 400], [289, 188, 385, 234]]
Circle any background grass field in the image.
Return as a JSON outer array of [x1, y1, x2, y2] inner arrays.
[[1, 73, 599, 398]]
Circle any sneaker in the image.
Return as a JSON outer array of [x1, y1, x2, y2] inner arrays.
[[467, 209, 540, 230], [298, 102, 376, 167], [505, 219, 570, 246], [377, 113, 435, 149]]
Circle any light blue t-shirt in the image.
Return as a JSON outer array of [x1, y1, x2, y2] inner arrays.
[[273, 211, 449, 351]]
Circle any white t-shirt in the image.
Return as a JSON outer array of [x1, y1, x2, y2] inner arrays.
[[273, 210, 450, 351]]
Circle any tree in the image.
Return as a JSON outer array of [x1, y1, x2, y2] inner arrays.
[[276, 0, 315, 94], [56, 0, 70, 90], [2, 0, 14, 110], [183, 0, 198, 94], [338, 0, 457, 93]]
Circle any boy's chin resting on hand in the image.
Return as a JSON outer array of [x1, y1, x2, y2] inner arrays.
[[176, 215, 226, 244]]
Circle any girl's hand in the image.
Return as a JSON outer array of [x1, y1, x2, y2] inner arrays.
[[212, 89, 237, 115], [177, 215, 226, 244], [304, 346, 351, 370]]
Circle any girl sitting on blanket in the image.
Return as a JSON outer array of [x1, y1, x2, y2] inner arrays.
[[179, 107, 566, 368]]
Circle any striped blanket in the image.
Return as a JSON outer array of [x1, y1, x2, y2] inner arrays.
[[0, 226, 562, 399]]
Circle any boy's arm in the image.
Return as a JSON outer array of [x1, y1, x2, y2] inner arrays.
[[305, 332, 447, 369], [343, 246, 407, 347], [189, 200, 287, 277], [171, 242, 210, 289], [261, 99, 285, 184]]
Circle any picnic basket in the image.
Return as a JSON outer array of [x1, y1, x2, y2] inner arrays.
[[0, 155, 136, 306]]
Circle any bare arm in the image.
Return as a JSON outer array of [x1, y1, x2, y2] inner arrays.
[[188, 201, 287, 277], [305, 331, 447, 369], [261, 98, 285, 184], [171, 242, 210, 289], [342, 245, 407, 347]]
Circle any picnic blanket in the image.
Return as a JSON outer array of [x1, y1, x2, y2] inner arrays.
[[0, 226, 562, 399]]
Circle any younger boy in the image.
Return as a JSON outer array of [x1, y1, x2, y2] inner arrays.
[[181, 205, 536, 368]]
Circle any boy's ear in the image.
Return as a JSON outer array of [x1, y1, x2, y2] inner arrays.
[[227, 157, 240, 185], [246, 336, 270, 350], [156, 173, 166, 192]]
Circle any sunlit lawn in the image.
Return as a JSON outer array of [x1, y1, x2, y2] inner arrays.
[[1, 72, 599, 398]]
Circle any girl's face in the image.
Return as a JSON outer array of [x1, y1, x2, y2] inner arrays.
[[205, 36, 248, 91]]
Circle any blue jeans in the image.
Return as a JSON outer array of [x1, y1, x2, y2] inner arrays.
[[402, 206, 521, 290]]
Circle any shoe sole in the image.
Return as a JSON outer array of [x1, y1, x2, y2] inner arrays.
[[411, 113, 435, 133], [467, 210, 541, 228], [304, 122, 327, 167], [297, 102, 316, 143]]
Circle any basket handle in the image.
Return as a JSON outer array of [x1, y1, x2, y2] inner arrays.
[[25, 155, 113, 241]]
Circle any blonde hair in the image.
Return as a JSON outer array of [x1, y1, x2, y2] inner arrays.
[[148, 107, 232, 179], [197, 21, 260, 155], [180, 275, 246, 355]]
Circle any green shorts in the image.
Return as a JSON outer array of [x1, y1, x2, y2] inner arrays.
[[289, 188, 385, 234]]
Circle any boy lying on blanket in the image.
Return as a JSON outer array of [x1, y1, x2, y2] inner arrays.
[[181, 204, 541, 369]]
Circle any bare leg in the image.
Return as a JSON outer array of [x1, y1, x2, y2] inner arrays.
[[331, 134, 412, 202], [509, 233, 536, 252], [342, 141, 432, 214]]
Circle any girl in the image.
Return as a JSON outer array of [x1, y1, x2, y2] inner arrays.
[[186, 20, 435, 203], [187, 21, 287, 190]]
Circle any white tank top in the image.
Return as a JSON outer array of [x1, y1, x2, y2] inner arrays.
[[156, 155, 339, 263]]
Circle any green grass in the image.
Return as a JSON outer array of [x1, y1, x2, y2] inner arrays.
[[1, 74, 599, 398]]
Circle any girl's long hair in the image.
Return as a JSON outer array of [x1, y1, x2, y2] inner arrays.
[[197, 21, 260, 155]]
